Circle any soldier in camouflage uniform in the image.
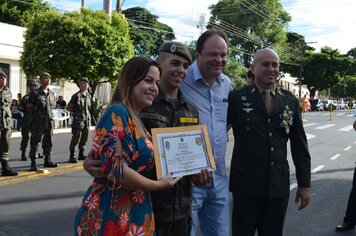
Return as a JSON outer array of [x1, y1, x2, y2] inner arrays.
[[17, 80, 40, 161], [28, 72, 58, 171], [67, 77, 92, 163], [139, 42, 203, 236], [0, 71, 18, 176]]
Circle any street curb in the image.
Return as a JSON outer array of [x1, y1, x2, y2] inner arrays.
[[10, 126, 95, 139]]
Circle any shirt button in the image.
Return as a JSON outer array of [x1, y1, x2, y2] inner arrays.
[[271, 147, 274, 151], [269, 132, 272, 137]]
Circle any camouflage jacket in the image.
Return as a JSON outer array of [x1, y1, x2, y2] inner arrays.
[[67, 90, 92, 129], [139, 87, 199, 222], [28, 87, 56, 130], [0, 87, 12, 130]]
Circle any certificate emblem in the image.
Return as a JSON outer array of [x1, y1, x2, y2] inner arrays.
[[195, 137, 202, 145], [165, 140, 170, 151]]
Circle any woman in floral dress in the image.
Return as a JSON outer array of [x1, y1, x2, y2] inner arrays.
[[74, 57, 181, 236]]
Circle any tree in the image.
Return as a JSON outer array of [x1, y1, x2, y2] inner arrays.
[[20, 9, 134, 119], [208, 0, 290, 67], [224, 58, 247, 89], [0, 0, 51, 26], [122, 7, 175, 57], [302, 47, 351, 97]]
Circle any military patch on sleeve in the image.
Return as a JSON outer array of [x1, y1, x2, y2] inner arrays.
[[180, 117, 198, 123]]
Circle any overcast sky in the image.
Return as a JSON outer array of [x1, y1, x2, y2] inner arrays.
[[47, 0, 356, 54]]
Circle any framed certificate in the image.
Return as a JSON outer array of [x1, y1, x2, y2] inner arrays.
[[151, 125, 216, 179]]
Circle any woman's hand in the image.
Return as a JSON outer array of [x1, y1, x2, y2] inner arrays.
[[155, 173, 182, 191]]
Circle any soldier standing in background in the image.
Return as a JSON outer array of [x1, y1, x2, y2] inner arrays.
[[0, 71, 18, 176], [67, 77, 92, 163], [18, 80, 40, 161], [28, 72, 58, 171]]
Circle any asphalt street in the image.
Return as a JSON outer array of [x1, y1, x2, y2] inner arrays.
[[0, 109, 355, 236]]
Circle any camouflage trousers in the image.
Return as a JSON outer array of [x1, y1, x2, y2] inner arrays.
[[0, 128, 11, 161], [29, 128, 53, 158], [69, 127, 89, 152]]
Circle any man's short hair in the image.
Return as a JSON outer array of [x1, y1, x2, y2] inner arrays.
[[159, 41, 192, 64], [196, 29, 228, 54]]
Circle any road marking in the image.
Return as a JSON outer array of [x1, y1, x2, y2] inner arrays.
[[344, 146, 352, 151], [306, 134, 315, 140], [339, 125, 354, 132], [0, 162, 84, 187], [322, 113, 330, 116], [330, 154, 341, 160], [347, 114, 352, 117], [335, 113, 345, 116], [308, 113, 319, 116], [315, 124, 335, 130], [303, 123, 317, 127], [311, 165, 324, 174], [290, 183, 298, 190]]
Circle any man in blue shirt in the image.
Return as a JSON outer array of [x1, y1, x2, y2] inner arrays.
[[181, 29, 232, 236]]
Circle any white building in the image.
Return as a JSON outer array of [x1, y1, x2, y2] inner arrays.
[[0, 22, 26, 98], [279, 73, 310, 99]]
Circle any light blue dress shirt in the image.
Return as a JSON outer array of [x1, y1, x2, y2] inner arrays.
[[181, 61, 232, 185]]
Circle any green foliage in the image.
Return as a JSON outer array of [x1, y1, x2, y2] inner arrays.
[[122, 7, 175, 57], [224, 58, 247, 89], [329, 76, 356, 98], [208, 0, 290, 67], [0, 0, 51, 26], [20, 9, 134, 90]]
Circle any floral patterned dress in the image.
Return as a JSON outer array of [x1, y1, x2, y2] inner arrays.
[[74, 104, 156, 236]]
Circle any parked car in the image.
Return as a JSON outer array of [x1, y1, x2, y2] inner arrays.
[[323, 100, 339, 110], [338, 100, 348, 109], [310, 99, 324, 111]]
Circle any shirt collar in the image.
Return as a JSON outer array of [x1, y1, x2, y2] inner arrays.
[[254, 82, 276, 96]]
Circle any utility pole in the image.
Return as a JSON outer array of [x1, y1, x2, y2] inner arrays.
[[103, 0, 112, 22], [81, 0, 84, 10], [116, 0, 122, 14]]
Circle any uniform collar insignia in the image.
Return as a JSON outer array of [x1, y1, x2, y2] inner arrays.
[[243, 108, 253, 113], [243, 102, 252, 107], [241, 96, 247, 101]]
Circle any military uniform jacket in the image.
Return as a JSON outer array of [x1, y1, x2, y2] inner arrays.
[[0, 87, 12, 130], [228, 84, 311, 199], [68, 90, 92, 129], [29, 87, 56, 130], [18, 92, 35, 129], [139, 87, 199, 222]]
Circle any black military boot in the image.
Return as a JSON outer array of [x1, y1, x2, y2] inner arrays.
[[78, 150, 86, 161], [37, 153, 44, 159], [21, 150, 28, 161], [68, 150, 78, 163], [1, 160, 19, 176], [44, 156, 58, 168], [30, 157, 38, 171]]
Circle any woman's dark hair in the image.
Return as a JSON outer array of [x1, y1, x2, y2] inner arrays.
[[196, 29, 228, 54]]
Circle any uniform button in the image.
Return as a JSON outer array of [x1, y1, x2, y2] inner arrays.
[[269, 132, 272, 137], [271, 161, 274, 166], [267, 118, 271, 123], [271, 147, 274, 151], [247, 118, 250, 121]]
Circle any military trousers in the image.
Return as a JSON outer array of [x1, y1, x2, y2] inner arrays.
[[232, 192, 289, 236], [29, 128, 53, 158], [69, 127, 89, 152], [20, 126, 30, 151], [0, 128, 11, 161]]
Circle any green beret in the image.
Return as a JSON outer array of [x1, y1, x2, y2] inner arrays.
[[79, 77, 89, 83], [0, 71, 7, 78], [159, 41, 192, 64], [40, 72, 51, 79]]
